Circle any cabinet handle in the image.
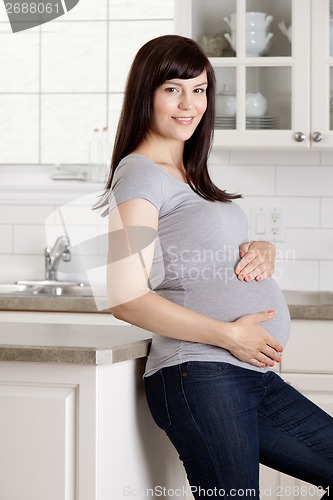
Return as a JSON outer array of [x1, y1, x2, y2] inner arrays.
[[312, 131, 323, 142], [294, 131, 305, 142]]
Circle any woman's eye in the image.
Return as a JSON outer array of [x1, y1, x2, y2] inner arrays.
[[194, 88, 206, 94], [166, 87, 178, 93]]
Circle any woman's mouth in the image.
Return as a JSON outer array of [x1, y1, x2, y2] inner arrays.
[[173, 117, 194, 125]]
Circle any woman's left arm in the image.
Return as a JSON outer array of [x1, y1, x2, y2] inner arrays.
[[235, 241, 276, 282]]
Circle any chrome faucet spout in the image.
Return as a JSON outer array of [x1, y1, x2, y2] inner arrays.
[[45, 235, 71, 281]]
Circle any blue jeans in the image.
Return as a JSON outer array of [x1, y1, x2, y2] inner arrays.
[[144, 362, 333, 499]]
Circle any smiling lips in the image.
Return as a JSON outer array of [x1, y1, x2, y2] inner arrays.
[[173, 117, 194, 125]]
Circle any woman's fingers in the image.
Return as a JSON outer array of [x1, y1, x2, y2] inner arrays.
[[230, 310, 283, 367], [236, 241, 276, 281]]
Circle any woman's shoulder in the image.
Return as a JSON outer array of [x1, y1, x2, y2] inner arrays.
[[110, 154, 166, 210], [117, 153, 162, 175]]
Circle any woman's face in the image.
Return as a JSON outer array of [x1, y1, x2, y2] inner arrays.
[[149, 70, 208, 144]]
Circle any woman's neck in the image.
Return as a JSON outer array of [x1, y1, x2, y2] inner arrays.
[[131, 138, 187, 183]]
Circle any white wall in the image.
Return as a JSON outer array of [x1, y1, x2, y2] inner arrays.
[[0, 0, 332, 291]]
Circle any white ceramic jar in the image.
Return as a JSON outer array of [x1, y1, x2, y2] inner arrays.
[[245, 92, 267, 117], [216, 86, 236, 116]]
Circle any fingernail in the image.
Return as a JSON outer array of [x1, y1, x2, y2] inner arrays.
[[261, 363, 266, 368], [279, 348, 283, 353], [268, 310, 275, 316], [240, 251, 245, 257], [270, 362, 275, 367], [277, 357, 281, 363], [256, 276, 262, 281], [240, 274, 245, 280], [246, 275, 252, 281]]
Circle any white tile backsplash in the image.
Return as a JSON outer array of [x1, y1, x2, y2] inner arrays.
[[274, 260, 319, 291], [0, 95, 39, 163], [61, 0, 108, 21], [321, 198, 333, 228], [0, 255, 44, 283], [109, 20, 174, 92], [108, 0, 173, 20], [0, 226, 13, 253], [0, 1, 332, 291], [235, 196, 321, 228], [319, 261, 333, 291], [14, 225, 47, 254], [277, 166, 333, 196], [0, 205, 55, 224], [0, 30, 39, 92], [230, 150, 321, 166], [41, 94, 107, 164], [210, 164, 275, 196], [277, 229, 333, 260], [41, 22, 107, 93], [0, 1, 8, 22]]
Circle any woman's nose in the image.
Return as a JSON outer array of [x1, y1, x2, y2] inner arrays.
[[178, 94, 193, 110]]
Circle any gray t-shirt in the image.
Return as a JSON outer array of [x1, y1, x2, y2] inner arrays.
[[110, 154, 290, 376]]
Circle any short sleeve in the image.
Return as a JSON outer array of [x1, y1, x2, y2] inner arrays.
[[109, 155, 164, 212]]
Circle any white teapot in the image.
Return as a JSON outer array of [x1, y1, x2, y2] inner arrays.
[[245, 92, 267, 117]]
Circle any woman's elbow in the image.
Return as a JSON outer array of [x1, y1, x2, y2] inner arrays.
[[110, 304, 129, 321]]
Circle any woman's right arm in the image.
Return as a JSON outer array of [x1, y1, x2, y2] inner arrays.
[[107, 198, 283, 368]]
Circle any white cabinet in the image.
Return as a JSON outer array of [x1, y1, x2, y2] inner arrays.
[[175, 0, 333, 149], [0, 359, 188, 500]]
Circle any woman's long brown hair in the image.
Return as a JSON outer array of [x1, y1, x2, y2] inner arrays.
[[96, 34, 241, 213]]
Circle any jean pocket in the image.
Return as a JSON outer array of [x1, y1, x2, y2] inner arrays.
[[184, 361, 231, 379], [144, 370, 172, 432]]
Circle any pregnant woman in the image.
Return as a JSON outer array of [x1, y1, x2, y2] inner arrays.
[[98, 35, 333, 499]]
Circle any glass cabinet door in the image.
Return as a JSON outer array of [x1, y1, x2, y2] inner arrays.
[[174, 0, 312, 148], [176, 0, 333, 149], [311, 0, 333, 148]]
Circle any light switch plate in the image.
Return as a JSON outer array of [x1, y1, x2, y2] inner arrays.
[[251, 206, 286, 242]]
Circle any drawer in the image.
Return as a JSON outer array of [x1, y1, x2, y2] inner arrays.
[[281, 320, 333, 373]]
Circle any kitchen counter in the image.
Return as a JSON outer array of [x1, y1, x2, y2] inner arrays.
[[0, 322, 152, 365], [0, 290, 333, 319]]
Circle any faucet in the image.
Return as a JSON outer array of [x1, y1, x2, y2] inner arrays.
[[44, 236, 71, 281]]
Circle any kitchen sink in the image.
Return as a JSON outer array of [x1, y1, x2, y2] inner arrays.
[[0, 284, 32, 294], [0, 281, 95, 297]]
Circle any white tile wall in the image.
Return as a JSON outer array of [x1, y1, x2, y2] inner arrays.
[[41, 22, 108, 93], [0, 0, 332, 291]]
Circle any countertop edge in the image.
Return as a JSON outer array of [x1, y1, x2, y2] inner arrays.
[[1, 296, 333, 320], [0, 341, 152, 366]]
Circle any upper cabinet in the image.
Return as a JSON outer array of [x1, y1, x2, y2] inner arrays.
[[175, 0, 333, 149]]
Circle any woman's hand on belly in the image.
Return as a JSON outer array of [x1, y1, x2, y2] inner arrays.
[[226, 310, 283, 368], [235, 240, 276, 282]]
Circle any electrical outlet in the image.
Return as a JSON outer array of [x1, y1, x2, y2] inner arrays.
[[251, 206, 286, 242]]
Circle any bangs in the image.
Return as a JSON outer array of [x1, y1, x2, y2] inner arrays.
[[156, 43, 208, 84]]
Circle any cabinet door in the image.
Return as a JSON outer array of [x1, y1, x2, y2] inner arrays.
[[0, 383, 77, 500], [174, 0, 311, 149], [311, 0, 333, 148], [281, 320, 333, 374], [278, 373, 333, 500]]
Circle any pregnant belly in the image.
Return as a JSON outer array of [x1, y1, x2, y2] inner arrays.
[[186, 276, 291, 348]]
